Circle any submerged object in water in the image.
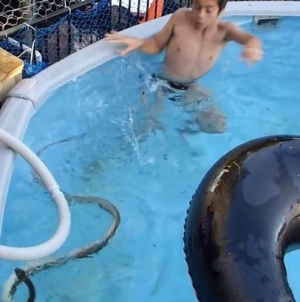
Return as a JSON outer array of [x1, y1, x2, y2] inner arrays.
[[195, 104, 226, 134]]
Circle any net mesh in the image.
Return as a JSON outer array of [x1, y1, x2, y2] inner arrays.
[[0, 0, 188, 77], [0, 0, 79, 31], [0, 0, 295, 77]]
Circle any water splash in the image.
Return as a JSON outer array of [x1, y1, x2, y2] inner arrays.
[[125, 108, 143, 166]]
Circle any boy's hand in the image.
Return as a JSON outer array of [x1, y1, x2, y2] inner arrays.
[[241, 46, 263, 65], [104, 31, 143, 56], [223, 22, 263, 66]]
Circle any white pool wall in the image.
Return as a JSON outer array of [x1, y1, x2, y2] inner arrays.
[[0, 1, 300, 245]]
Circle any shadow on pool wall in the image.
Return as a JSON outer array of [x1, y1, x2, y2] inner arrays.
[[1, 1, 300, 301]]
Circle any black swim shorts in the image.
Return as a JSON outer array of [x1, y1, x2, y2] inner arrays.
[[150, 73, 191, 102]]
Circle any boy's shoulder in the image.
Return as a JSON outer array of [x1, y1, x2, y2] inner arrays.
[[218, 21, 243, 33], [173, 7, 190, 19], [175, 7, 190, 14], [168, 7, 191, 26]]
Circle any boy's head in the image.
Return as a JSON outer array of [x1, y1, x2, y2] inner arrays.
[[191, 0, 228, 26]]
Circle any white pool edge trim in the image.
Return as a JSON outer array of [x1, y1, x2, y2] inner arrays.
[[0, 0, 299, 254]]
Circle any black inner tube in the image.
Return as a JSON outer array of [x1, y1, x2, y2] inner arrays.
[[183, 135, 300, 302]]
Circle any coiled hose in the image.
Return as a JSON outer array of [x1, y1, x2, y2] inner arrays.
[[2, 136, 121, 301], [0, 128, 71, 261], [14, 268, 35, 302], [4, 194, 120, 301]]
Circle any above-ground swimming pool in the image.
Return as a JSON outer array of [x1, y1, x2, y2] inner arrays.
[[1, 3, 300, 301]]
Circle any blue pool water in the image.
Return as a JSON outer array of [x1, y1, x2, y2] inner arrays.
[[1, 15, 300, 301]]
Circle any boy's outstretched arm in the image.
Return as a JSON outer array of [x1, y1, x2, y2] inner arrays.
[[224, 23, 263, 63], [105, 9, 183, 56]]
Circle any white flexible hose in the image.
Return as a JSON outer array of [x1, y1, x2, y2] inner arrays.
[[0, 128, 71, 261]]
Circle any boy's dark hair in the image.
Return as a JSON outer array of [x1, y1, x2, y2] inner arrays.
[[218, 0, 228, 10], [190, 0, 228, 12]]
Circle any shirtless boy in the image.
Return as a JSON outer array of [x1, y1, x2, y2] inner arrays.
[[104, 0, 263, 133]]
